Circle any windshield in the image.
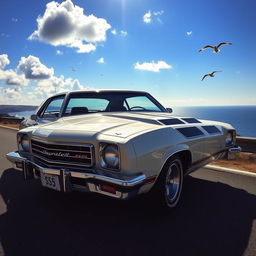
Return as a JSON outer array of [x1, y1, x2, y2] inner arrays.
[[63, 91, 166, 116]]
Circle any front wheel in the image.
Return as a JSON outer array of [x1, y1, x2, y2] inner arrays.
[[153, 156, 184, 209]]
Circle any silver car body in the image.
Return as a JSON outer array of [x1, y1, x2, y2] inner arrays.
[[7, 90, 240, 204]]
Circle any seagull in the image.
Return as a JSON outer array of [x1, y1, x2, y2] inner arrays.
[[199, 42, 232, 53], [201, 71, 222, 81]]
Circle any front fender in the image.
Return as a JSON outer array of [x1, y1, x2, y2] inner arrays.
[[159, 144, 190, 177]]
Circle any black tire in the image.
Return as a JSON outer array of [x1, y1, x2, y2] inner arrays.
[[152, 156, 184, 209]]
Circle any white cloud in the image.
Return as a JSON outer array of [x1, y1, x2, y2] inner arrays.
[[36, 75, 74, 96], [71, 79, 85, 90], [29, 0, 111, 53], [69, 40, 96, 53], [3, 87, 22, 99], [153, 10, 164, 16], [111, 29, 117, 35], [97, 57, 104, 63], [0, 69, 28, 86], [143, 10, 164, 24], [17, 55, 54, 79], [134, 61, 172, 72], [143, 11, 152, 23], [0, 53, 92, 103], [120, 30, 128, 37], [35, 75, 89, 98], [0, 54, 10, 69], [111, 29, 127, 37], [56, 50, 63, 55], [12, 17, 18, 22], [186, 31, 192, 36], [0, 54, 28, 86]]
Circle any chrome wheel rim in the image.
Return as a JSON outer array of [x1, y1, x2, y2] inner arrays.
[[165, 161, 181, 204]]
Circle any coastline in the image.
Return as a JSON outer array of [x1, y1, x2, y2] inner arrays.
[[0, 122, 19, 129]]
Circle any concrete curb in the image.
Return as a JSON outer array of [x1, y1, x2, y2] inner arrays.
[[206, 164, 256, 178], [0, 125, 18, 131]]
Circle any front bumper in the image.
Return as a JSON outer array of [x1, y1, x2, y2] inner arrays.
[[6, 152, 146, 199], [227, 146, 242, 159]]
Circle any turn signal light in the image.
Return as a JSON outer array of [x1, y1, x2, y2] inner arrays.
[[101, 184, 117, 194]]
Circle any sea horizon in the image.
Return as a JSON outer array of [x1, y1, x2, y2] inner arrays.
[[1, 104, 256, 107], [3, 104, 256, 138]]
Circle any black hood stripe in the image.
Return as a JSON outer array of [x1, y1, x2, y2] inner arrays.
[[158, 118, 185, 125], [177, 127, 204, 138], [182, 118, 201, 123]]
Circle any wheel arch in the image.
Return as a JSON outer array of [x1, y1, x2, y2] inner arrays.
[[157, 148, 192, 183], [148, 149, 192, 208]]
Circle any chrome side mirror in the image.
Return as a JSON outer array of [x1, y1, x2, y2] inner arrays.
[[30, 114, 38, 121], [166, 108, 173, 113]]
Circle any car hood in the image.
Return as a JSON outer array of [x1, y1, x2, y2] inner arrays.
[[30, 112, 233, 140]]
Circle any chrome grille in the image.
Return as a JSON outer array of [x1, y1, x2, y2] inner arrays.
[[31, 139, 93, 168]]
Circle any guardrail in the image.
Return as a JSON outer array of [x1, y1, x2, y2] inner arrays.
[[236, 137, 256, 153], [0, 116, 24, 124]]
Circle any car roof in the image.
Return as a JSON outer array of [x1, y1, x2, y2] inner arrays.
[[51, 89, 149, 98]]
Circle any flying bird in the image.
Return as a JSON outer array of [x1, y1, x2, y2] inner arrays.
[[199, 42, 232, 53], [201, 71, 222, 81]]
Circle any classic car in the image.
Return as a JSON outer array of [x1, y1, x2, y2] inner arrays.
[[6, 90, 241, 209]]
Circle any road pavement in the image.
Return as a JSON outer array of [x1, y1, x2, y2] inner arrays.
[[0, 127, 255, 256]]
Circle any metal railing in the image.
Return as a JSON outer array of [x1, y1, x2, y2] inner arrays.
[[236, 137, 256, 153], [0, 116, 24, 124]]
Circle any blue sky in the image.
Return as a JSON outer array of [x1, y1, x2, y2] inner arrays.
[[0, 0, 255, 106]]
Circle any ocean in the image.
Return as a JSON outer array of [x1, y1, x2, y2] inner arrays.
[[9, 105, 256, 138], [172, 106, 256, 138], [9, 111, 36, 119]]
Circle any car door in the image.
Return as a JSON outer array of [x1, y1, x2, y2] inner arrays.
[[36, 95, 65, 125]]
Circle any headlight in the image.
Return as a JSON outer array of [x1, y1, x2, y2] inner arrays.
[[100, 144, 120, 170], [225, 131, 235, 146], [18, 134, 30, 152]]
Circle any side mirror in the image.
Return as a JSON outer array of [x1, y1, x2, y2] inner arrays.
[[30, 114, 38, 121], [166, 108, 173, 113]]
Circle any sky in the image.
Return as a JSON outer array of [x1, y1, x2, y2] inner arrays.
[[0, 0, 256, 106]]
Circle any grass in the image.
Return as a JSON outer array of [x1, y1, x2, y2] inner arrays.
[[213, 152, 256, 173], [0, 122, 19, 129]]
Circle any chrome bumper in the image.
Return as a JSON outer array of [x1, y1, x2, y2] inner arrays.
[[6, 152, 146, 199], [227, 146, 241, 159]]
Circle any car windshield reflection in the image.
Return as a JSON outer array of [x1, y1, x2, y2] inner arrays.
[[63, 91, 166, 115]]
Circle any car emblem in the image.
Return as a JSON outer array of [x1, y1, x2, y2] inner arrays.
[[42, 150, 70, 158]]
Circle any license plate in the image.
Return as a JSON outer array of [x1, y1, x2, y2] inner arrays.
[[41, 173, 61, 191]]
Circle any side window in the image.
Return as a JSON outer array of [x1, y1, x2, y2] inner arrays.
[[41, 96, 64, 118], [126, 96, 160, 111]]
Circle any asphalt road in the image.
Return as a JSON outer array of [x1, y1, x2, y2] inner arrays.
[[0, 127, 256, 256]]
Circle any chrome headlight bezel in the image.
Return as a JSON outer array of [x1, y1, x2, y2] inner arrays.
[[225, 131, 236, 147], [99, 143, 120, 170], [18, 134, 30, 152]]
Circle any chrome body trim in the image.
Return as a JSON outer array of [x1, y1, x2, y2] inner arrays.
[[31, 137, 94, 148], [227, 145, 242, 160], [6, 151, 146, 199], [228, 146, 241, 153], [31, 139, 94, 168], [6, 151, 26, 163]]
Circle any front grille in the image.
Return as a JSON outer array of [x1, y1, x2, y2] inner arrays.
[[31, 139, 93, 168]]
